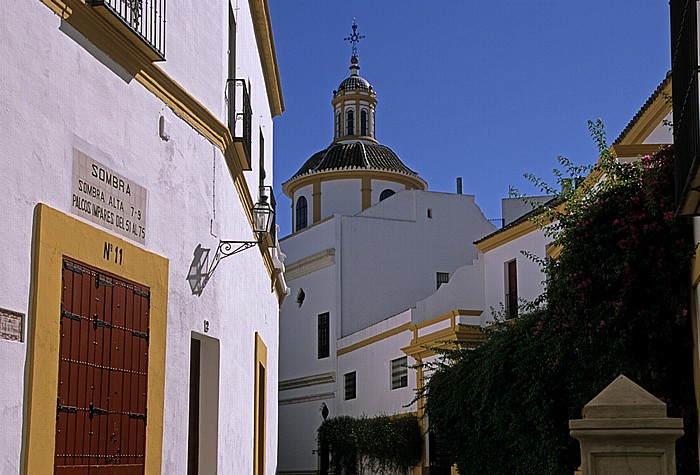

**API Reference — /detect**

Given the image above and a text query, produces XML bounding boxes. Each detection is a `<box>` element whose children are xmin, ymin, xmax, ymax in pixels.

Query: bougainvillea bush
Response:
<box><xmin>425</xmin><ymin>124</ymin><xmax>698</xmax><ymax>474</ymax></box>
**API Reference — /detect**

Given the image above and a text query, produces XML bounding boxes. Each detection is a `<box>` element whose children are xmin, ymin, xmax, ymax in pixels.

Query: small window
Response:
<box><xmin>346</xmin><ymin>109</ymin><xmax>355</xmax><ymax>136</ymax></box>
<box><xmin>427</xmin><ymin>208</ymin><xmax>433</xmax><ymax>218</ymax></box>
<box><xmin>436</xmin><ymin>272</ymin><xmax>450</xmax><ymax>290</ymax></box>
<box><xmin>344</xmin><ymin>372</ymin><xmax>356</xmax><ymax>400</ymax></box>
<box><xmin>506</xmin><ymin>260</ymin><xmax>518</xmax><ymax>319</ymax></box>
<box><xmin>295</xmin><ymin>196</ymin><xmax>308</xmax><ymax>231</ymax></box>
<box><xmin>335</xmin><ymin>111</ymin><xmax>341</xmax><ymax>138</ymax></box>
<box><xmin>379</xmin><ymin>189</ymin><xmax>395</xmax><ymax>201</ymax></box>
<box><xmin>391</xmin><ymin>357</ymin><xmax>408</xmax><ymax>389</ymax></box>
<box><xmin>318</xmin><ymin>313</ymin><xmax>329</xmax><ymax>359</ymax></box>
<box><xmin>360</xmin><ymin>108</ymin><xmax>368</xmax><ymax>135</ymax></box>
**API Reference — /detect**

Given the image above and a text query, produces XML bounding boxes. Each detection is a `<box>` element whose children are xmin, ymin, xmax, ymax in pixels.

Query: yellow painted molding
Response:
<box><xmin>402</xmin><ymin>324</ymin><xmax>485</xmax><ymax>360</ymax></box>
<box><xmin>284</xmin><ymin>248</ymin><xmax>336</xmax><ymax>282</ymax></box>
<box><xmin>336</xmin><ymin>322</ymin><xmax>413</xmax><ymax>356</ymax></box>
<box><xmin>414</xmin><ymin>309</ymin><xmax>482</xmax><ymax>331</ymax></box>
<box><xmin>284</xmin><ymin>169</ymin><xmax>427</xmax><ymax>198</ymax></box>
<box><xmin>615</xmin><ymin>80</ymin><xmax>672</xmax><ymax>146</ymax></box>
<box><xmin>312</xmin><ymin>179</ymin><xmax>322</xmax><ymax>223</ymax></box>
<box><xmin>361</xmin><ymin>177</ymin><xmax>372</xmax><ymax>210</ymax></box>
<box><xmin>693</xmin><ymin>252</ymin><xmax>700</xmax><ymax>288</ymax></box>
<box><xmin>24</xmin><ymin>204</ymin><xmax>169</xmax><ymax>474</ymax></box>
<box><xmin>39</xmin><ymin>0</ymin><xmax>287</xmax><ymax>304</ymax></box>
<box><xmin>248</xmin><ymin>0</ymin><xmax>284</xmax><ymax>117</ymax></box>
<box><xmin>610</xmin><ymin>144</ymin><xmax>665</xmax><ymax>159</ymax></box>
<box><xmin>475</xmin><ymin>219</ymin><xmax>541</xmax><ymax>253</ymax></box>
<box><xmin>691</xmin><ymin>288</ymin><xmax>700</xmax><ymax>458</ymax></box>
<box><xmin>253</xmin><ymin>332</ymin><xmax>268</xmax><ymax>475</ymax></box>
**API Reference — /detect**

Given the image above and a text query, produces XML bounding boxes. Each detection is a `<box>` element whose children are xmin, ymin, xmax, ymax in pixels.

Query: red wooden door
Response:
<box><xmin>56</xmin><ymin>258</ymin><xmax>150</xmax><ymax>474</ymax></box>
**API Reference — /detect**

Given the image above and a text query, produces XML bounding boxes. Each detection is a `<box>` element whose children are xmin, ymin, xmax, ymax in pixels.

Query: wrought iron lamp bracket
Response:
<box><xmin>217</xmin><ymin>239</ymin><xmax>259</xmax><ymax>258</ymax></box>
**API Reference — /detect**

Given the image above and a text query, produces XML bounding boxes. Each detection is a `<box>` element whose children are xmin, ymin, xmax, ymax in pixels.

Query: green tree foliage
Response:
<box><xmin>425</xmin><ymin>125</ymin><xmax>698</xmax><ymax>474</ymax></box>
<box><xmin>318</xmin><ymin>414</ymin><xmax>422</xmax><ymax>474</ymax></box>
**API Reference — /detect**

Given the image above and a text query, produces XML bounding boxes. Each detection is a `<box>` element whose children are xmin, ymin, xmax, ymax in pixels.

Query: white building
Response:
<box><xmin>277</xmin><ymin>49</ymin><xmax>496</xmax><ymax>474</ymax></box>
<box><xmin>0</xmin><ymin>0</ymin><xmax>287</xmax><ymax>473</ymax></box>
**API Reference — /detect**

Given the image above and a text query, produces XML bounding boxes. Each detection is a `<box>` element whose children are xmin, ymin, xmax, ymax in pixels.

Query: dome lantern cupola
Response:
<box><xmin>332</xmin><ymin>54</ymin><xmax>377</xmax><ymax>143</ymax></box>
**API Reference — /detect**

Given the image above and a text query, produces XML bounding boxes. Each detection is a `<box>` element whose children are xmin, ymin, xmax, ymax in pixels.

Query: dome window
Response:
<box><xmin>379</xmin><ymin>189</ymin><xmax>395</xmax><ymax>201</ymax></box>
<box><xmin>335</xmin><ymin>111</ymin><xmax>341</xmax><ymax>138</ymax></box>
<box><xmin>360</xmin><ymin>108</ymin><xmax>369</xmax><ymax>136</ymax></box>
<box><xmin>295</xmin><ymin>196</ymin><xmax>308</xmax><ymax>231</ymax></box>
<box><xmin>346</xmin><ymin>108</ymin><xmax>355</xmax><ymax>136</ymax></box>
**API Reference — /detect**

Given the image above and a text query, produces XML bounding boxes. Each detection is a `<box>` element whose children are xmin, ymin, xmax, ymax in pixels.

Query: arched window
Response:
<box><xmin>379</xmin><ymin>189</ymin><xmax>395</xmax><ymax>201</ymax></box>
<box><xmin>295</xmin><ymin>196</ymin><xmax>308</xmax><ymax>231</ymax></box>
<box><xmin>360</xmin><ymin>108</ymin><xmax>368</xmax><ymax>136</ymax></box>
<box><xmin>335</xmin><ymin>111</ymin><xmax>341</xmax><ymax>138</ymax></box>
<box><xmin>346</xmin><ymin>109</ymin><xmax>354</xmax><ymax>136</ymax></box>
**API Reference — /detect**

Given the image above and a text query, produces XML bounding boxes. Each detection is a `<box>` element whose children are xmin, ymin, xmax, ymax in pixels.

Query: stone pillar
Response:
<box><xmin>569</xmin><ymin>375</ymin><xmax>684</xmax><ymax>475</ymax></box>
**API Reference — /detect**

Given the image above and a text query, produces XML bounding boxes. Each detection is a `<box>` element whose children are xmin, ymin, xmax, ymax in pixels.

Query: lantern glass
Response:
<box><xmin>252</xmin><ymin>196</ymin><xmax>274</xmax><ymax>234</ymax></box>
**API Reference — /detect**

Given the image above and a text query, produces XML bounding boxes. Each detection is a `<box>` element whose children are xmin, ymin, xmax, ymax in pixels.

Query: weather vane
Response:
<box><xmin>344</xmin><ymin>18</ymin><xmax>365</xmax><ymax>58</ymax></box>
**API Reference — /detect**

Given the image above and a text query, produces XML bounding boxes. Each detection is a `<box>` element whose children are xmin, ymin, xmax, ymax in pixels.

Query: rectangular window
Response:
<box><xmin>344</xmin><ymin>372</ymin><xmax>356</xmax><ymax>400</ymax></box>
<box><xmin>391</xmin><ymin>357</ymin><xmax>408</xmax><ymax>389</ymax></box>
<box><xmin>506</xmin><ymin>260</ymin><xmax>518</xmax><ymax>319</ymax></box>
<box><xmin>318</xmin><ymin>312</ymin><xmax>330</xmax><ymax>359</ymax></box>
<box><xmin>436</xmin><ymin>272</ymin><xmax>450</xmax><ymax>290</ymax></box>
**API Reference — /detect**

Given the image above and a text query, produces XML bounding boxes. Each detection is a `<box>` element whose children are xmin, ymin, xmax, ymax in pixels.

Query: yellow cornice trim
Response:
<box><xmin>284</xmin><ymin>248</ymin><xmax>335</xmax><ymax>281</ymax></box>
<box><xmin>616</xmin><ymin>81</ymin><xmax>672</xmax><ymax>146</ymax></box>
<box><xmin>475</xmin><ymin>219</ymin><xmax>541</xmax><ymax>253</ymax></box>
<box><xmin>38</xmin><ymin>0</ymin><xmax>286</xmax><ymax>303</ymax></box>
<box><xmin>249</xmin><ymin>0</ymin><xmax>284</xmax><ymax>117</ymax></box>
<box><xmin>692</xmin><ymin>253</ymin><xmax>700</xmax><ymax>288</ymax></box>
<box><xmin>284</xmin><ymin>169</ymin><xmax>427</xmax><ymax>198</ymax></box>
<box><xmin>336</xmin><ymin>322</ymin><xmax>413</xmax><ymax>356</ymax></box>
<box><xmin>401</xmin><ymin>325</ymin><xmax>485</xmax><ymax>359</ymax></box>
<box><xmin>610</xmin><ymin>144</ymin><xmax>665</xmax><ymax>158</ymax></box>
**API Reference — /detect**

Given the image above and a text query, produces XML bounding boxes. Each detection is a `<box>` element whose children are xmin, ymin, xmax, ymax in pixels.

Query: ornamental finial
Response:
<box><xmin>344</xmin><ymin>18</ymin><xmax>365</xmax><ymax>58</ymax></box>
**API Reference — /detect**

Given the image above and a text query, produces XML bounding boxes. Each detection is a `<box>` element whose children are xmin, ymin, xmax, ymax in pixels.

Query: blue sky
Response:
<box><xmin>268</xmin><ymin>1</ymin><xmax>671</xmax><ymax>237</ymax></box>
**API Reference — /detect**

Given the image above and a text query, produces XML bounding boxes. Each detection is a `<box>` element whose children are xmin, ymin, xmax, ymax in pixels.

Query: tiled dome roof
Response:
<box><xmin>338</xmin><ymin>75</ymin><xmax>371</xmax><ymax>92</ymax></box>
<box><xmin>285</xmin><ymin>142</ymin><xmax>424</xmax><ymax>185</ymax></box>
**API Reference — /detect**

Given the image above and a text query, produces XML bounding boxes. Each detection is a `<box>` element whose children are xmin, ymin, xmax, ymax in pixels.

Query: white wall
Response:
<box><xmin>483</xmin><ymin>228</ymin><xmax>549</xmax><ymax>323</ymax></box>
<box><xmin>0</xmin><ymin>1</ymin><xmax>279</xmax><ymax>473</ymax></box>
<box><xmin>322</xmin><ymin>179</ymin><xmax>363</xmax><ymax>219</ymax></box>
<box><xmin>340</xmin><ymin>191</ymin><xmax>495</xmax><ymax>335</ymax></box>
<box><xmin>337</xmin><ymin>312</ymin><xmax>416</xmax><ymax>417</ymax></box>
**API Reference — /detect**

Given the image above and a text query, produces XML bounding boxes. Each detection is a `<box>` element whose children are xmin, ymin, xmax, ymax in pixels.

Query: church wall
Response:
<box><xmin>371</xmin><ymin>179</ymin><xmax>406</xmax><ymax>204</ymax></box>
<box><xmin>0</xmin><ymin>2</ymin><xmax>280</xmax><ymax>473</ymax></box>
<box><xmin>322</xmin><ymin>179</ymin><xmax>363</xmax><ymax>218</ymax></box>
<box><xmin>339</xmin><ymin>192</ymin><xmax>495</xmax><ymax>336</ymax></box>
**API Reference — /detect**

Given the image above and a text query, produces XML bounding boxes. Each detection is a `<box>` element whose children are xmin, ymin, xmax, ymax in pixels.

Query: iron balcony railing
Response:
<box><xmin>227</xmin><ymin>79</ymin><xmax>253</xmax><ymax>168</ymax></box>
<box><xmin>88</xmin><ymin>0</ymin><xmax>166</xmax><ymax>60</ymax></box>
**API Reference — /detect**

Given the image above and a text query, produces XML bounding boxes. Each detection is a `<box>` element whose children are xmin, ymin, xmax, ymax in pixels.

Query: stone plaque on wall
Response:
<box><xmin>71</xmin><ymin>149</ymin><xmax>148</xmax><ymax>244</ymax></box>
<box><xmin>0</xmin><ymin>308</ymin><xmax>23</xmax><ymax>342</ymax></box>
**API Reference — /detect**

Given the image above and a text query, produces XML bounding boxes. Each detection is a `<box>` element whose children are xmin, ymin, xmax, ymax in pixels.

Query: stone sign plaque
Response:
<box><xmin>0</xmin><ymin>308</ymin><xmax>23</xmax><ymax>342</ymax></box>
<box><xmin>71</xmin><ymin>149</ymin><xmax>148</xmax><ymax>244</ymax></box>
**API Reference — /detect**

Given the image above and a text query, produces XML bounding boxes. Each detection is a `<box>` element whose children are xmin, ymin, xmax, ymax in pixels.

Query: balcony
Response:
<box><xmin>228</xmin><ymin>79</ymin><xmax>253</xmax><ymax>169</ymax></box>
<box><xmin>88</xmin><ymin>0</ymin><xmax>166</xmax><ymax>61</ymax></box>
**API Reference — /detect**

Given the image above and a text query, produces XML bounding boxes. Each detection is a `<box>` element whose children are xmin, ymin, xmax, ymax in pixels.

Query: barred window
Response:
<box><xmin>391</xmin><ymin>357</ymin><xmax>408</xmax><ymax>389</ymax></box>
<box><xmin>344</xmin><ymin>372</ymin><xmax>356</xmax><ymax>400</ymax></box>
<box><xmin>436</xmin><ymin>272</ymin><xmax>450</xmax><ymax>290</ymax></box>
<box><xmin>318</xmin><ymin>313</ymin><xmax>329</xmax><ymax>359</ymax></box>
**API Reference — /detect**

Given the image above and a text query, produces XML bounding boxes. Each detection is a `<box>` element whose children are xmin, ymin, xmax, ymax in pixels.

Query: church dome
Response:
<box><xmin>338</xmin><ymin>74</ymin><xmax>371</xmax><ymax>92</ymax></box>
<box><xmin>285</xmin><ymin>142</ymin><xmax>425</xmax><ymax>185</ymax></box>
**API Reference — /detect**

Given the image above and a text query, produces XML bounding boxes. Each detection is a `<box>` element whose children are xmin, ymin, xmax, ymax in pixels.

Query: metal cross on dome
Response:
<box><xmin>344</xmin><ymin>18</ymin><xmax>365</xmax><ymax>58</ymax></box>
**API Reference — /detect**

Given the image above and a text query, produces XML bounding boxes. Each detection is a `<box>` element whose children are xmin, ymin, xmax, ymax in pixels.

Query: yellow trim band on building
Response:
<box><xmin>336</xmin><ymin>323</ymin><xmax>413</xmax><ymax>356</ymax></box>
<box><xmin>254</xmin><ymin>332</ymin><xmax>268</xmax><ymax>475</ymax></box>
<box><xmin>284</xmin><ymin>169</ymin><xmax>427</xmax><ymax>198</ymax></box>
<box><xmin>24</xmin><ymin>204</ymin><xmax>169</xmax><ymax>474</ymax></box>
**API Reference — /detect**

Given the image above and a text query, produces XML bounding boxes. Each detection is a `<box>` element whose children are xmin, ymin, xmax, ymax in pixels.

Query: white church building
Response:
<box><xmin>276</xmin><ymin>44</ymin><xmax>500</xmax><ymax>473</ymax></box>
